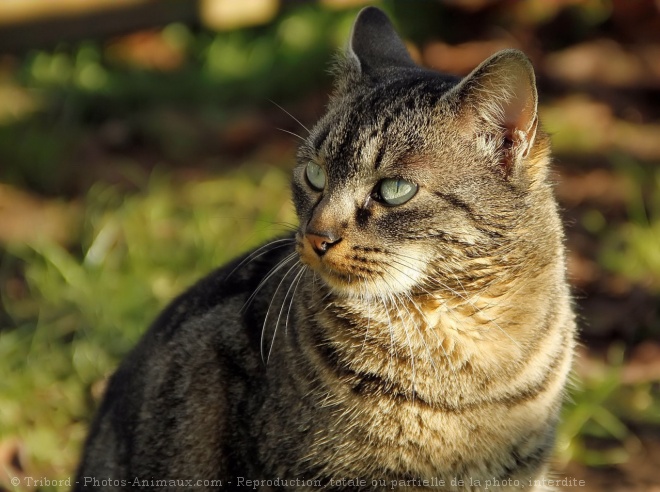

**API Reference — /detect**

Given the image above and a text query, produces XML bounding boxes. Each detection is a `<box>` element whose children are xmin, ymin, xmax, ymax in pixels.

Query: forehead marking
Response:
<box><xmin>313</xmin><ymin>125</ymin><xmax>331</xmax><ymax>154</ymax></box>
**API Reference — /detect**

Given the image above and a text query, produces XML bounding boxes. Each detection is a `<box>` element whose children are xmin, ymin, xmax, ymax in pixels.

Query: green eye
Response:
<box><xmin>305</xmin><ymin>162</ymin><xmax>326</xmax><ymax>191</ymax></box>
<box><xmin>378</xmin><ymin>178</ymin><xmax>418</xmax><ymax>206</ymax></box>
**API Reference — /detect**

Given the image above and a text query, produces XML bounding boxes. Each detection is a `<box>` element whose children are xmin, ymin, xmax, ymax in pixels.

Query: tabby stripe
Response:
<box><xmin>295</xmin><ymin>286</ymin><xmax>570</xmax><ymax>414</ymax></box>
<box><xmin>475</xmin><ymin>225</ymin><xmax>505</xmax><ymax>240</ymax></box>
<box><xmin>529</xmin><ymin>295</ymin><xmax>573</xmax><ymax>361</ymax></box>
<box><xmin>517</xmin><ymin>304</ymin><xmax>566</xmax><ymax>367</ymax></box>
<box><xmin>499</xmin><ymin>331</ymin><xmax>570</xmax><ymax>408</ymax></box>
<box><xmin>286</xmin><ymin>321</ymin><xmax>329</xmax><ymax>399</ymax></box>
<box><xmin>433</xmin><ymin>191</ymin><xmax>480</xmax><ymax>222</ymax></box>
<box><xmin>304</xmin><ymin>318</ymin><xmax>568</xmax><ymax>413</ymax></box>
<box><xmin>433</xmin><ymin>191</ymin><xmax>504</xmax><ymax>239</ymax></box>
<box><xmin>303</xmin><ymin>310</ymin><xmax>435</xmax><ymax>404</ymax></box>
<box><xmin>373</xmin><ymin>139</ymin><xmax>387</xmax><ymax>170</ymax></box>
<box><xmin>496</xmin><ymin>426</ymin><xmax>555</xmax><ymax>479</ymax></box>
<box><xmin>483</xmin><ymin>302</ymin><xmax>563</xmax><ymax>389</ymax></box>
<box><xmin>313</xmin><ymin>125</ymin><xmax>331</xmax><ymax>153</ymax></box>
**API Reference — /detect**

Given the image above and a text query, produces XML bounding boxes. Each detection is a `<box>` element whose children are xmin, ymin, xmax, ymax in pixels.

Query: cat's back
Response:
<box><xmin>75</xmin><ymin>239</ymin><xmax>295</xmax><ymax>489</ymax></box>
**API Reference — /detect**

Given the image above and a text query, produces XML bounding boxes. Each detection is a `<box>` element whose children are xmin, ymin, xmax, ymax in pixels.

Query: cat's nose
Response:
<box><xmin>305</xmin><ymin>231</ymin><xmax>341</xmax><ymax>256</ymax></box>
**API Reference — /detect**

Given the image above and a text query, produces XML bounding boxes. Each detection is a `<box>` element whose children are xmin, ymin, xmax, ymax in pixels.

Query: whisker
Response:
<box><xmin>250</xmin><ymin>220</ymin><xmax>299</xmax><ymax>233</ymax></box>
<box><xmin>380</xmin><ymin>291</ymin><xmax>398</xmax><ymax>383</ymax></box>
<box><xmin>381</xmin><ymin>269</ymin><xmax>443</xmax><ymax>381</ymax></box>
<box><xmin>275</xmin><ymin>127</ymin><xmax>307</xmax><ymax>142</ymax></box>
<box><xmin>433</xmin><ymin>269</ymin><xmax>523</xmax><ymax>350</ymax></box>
<box><xmin>226</xmin><ymin>238</ymin><xmax>295</xmax><ymax>280</ymax></box>
<box><xmin>375</xmin><ymin>257</ymin><xmax>464</xmax><ymax>377</ymax></box>
<box><xmin>263</xmin><ymin>260</ymin><xmax>303</xmax><ymax>364</ymax></box>
<box><xmin>269</xmin><ymin>99</ymin><xmax>311</xmax><ymax>135</ymax></box>
<box><xmin>377</xmin><ymin>269</ymin><xmax>447</xmax><ymax>399</ymax></box>
<box><xmin>359</xmin><ymin>290</ymin><xmax>372</xmax><ymax>357</ymax></box>
<box><xmin>241</xmin><ymin>252</ymin><xmax>298</xmax><ymax>313</ymax></box>
<box><xmin>284</xmin><ymin>266</ymin><xmax>307</xmax><ymax>335</ymax></box>
<box><xmin>388</xmin><ymin>289</ymin><xmax>416</xmax><ymax>403</ymax></box>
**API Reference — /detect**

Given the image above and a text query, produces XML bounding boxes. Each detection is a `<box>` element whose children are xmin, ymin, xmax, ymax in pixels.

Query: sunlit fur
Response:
<box><xmin>76</xmin><ymin>7</ymin><xmax>575</xmax><ymax>492</ymax></box>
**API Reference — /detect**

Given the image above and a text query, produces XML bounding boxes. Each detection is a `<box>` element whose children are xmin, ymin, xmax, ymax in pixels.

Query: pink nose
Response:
<box><xmin>305</xmin><ymin>232</ymin><xmax>340</xmax><ymax>256</ymax></box>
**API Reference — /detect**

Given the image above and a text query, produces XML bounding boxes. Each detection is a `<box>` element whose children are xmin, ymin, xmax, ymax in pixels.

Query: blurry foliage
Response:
<box><xmin>600</xmin><ymin>160</ymin><xmax>660</xmax><ymax>292</ymax></box>
<box><xmin>558</xmin><ymin>346</ymin><xmax>659</xmax><ymax>467</ymax></box>
<box><xmin>1</xmin><ymin>165</ymin><xmax>294</xmax><ymax>488</ymax></box>
<box><xmin>0</xmin><ymin>5</ymin><xmax>359</xmax><ymax>194</ymax></box>
<box><xmin>16</xmin><ymin>9</ymin><xmax>349</xmax><ymax>105</ymax></box>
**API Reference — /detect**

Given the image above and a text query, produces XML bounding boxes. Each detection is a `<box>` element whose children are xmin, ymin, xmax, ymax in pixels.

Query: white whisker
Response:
<box><xmin>269</xmin><ymin>99</ymin><xmax>311</xmax><ymax>135</ymax></box>
<box><xmin>242</xmin><ymin>252</ymin><xmax>298</xmax><ymax>313</ymax></box>
<box><xmin>275</xmin><ymin>127</ymin><xmax>306</xmax><ymax>142</ymax></box>
<box><xmin>263</xmin><ymin>259</ymin><xmax>303</xmax><ymax>364</ymax></box>
<box><xmin>226</xmin><ymin>238</ymin><xmax>295</xmax><ymax>280</ymax></box>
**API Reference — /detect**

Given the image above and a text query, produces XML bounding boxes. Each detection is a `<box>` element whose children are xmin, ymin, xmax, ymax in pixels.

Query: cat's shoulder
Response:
<box><xmin>111</xmin><ymin>236</ymin><xmax>295</xmax><ymax>374</ymax></box>
<box><xmin>145</xmin><ymin>235</ymin><xmax>295</xmax><ymax>337</ymax></box>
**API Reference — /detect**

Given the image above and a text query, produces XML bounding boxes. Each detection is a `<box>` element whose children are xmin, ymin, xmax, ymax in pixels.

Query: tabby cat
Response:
<box><xmin>75</xmin><ymin>7</ymin><xmax>575</xmax><ymax>491</ymax></box>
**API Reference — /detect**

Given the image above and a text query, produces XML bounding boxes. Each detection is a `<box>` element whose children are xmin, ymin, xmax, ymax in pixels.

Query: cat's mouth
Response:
<box><xmin>295</xmin><ymin>233</ymin><xmax>426</xmax><ymax>297</ymax></box>
<box><xmin>295</xmin><ymin>233</ymin><xmax>375</xmax><ymax>291</ymax></box>
<box><xmin>296</xmin><ymin>236</ymin><xmax>359</xmax><ymax>284</ymax></box>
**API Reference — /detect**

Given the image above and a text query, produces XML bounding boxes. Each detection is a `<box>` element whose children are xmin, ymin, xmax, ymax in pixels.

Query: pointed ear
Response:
<box><xmin>452</xmin><ymin>49</ymin><xmax>539</xmax><ymax>177</ymax></box>
<box><xmin>347</xmin><ymin>6</ymin><xmax>416</xmax><ymax>76</ymax></box>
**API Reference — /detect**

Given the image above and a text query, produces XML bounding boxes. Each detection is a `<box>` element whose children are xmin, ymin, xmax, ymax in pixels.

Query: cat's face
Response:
<box><xmin>292</xmin><ymin>8</ymin><xmax>546</xmax><ymax>300</ymax></box>
<box><xmin>293</xmin><ymin>79</ymin><xmax>520</xmax><ymax>299</ymax></box>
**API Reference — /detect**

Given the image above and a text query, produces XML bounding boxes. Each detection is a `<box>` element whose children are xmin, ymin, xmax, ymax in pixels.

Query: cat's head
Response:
<box><xmin>293</xmin><ymin>7</ymin><xmax>553</xmax><ymax>300</ymax></box>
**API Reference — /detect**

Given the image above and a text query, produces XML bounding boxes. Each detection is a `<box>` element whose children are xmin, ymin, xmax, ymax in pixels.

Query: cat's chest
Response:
<box><xmin>316</xmin><ymin>294</ymin><xmax>513</xmax><ymax>377</ymax></box>
<box><xmin>304</xmin><ymin>395</ymin><xmax>531</xmax><ymax>485</ymax></box>
<box><xmin>260</xmin><ymin>295</ymin><xmax>558</xmax><ymax>485</ymax></box>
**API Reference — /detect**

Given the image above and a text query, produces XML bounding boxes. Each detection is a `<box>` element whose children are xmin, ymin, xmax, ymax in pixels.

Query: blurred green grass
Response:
<box><xmin>558</xmin><ymin>345</ymin><xmax>660</xmax><ymax>468</ymax></box>
<box><xmin>600</xmin><ymin>162</ymin><xmax>660</xmax><ymax>292</ymax></box>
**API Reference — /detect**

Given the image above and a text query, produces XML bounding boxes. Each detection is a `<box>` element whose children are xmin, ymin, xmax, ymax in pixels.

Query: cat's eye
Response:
<box><xmin>305</xmin><ymin>162</ymin><xmax>326</xmax><ymax>191</ymax></box>
<box><xmin>376</xmin><ymin>178</ymin><xmax>418</xmax><ymax>206</ymax></box>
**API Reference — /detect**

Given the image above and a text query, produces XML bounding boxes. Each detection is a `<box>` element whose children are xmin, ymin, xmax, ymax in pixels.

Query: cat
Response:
<box><xmin>75</xmin><ymin>6</ymin><xmax>576</xmax><ymax>492</ymax></box>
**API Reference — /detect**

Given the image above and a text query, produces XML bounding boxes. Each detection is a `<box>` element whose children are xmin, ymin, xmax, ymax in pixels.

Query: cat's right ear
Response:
<box><xmin>348</xmin><ymin>7</ymin><xmax>415</xmax><ymax>73</ymax></box>
<box><xmin>343</xmin><ymin>7</ymin><xmax>415</xmax><ymax>80</ymax></box>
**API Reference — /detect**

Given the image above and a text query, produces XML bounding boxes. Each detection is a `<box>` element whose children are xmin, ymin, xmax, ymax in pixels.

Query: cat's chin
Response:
<box><xmin>305</xmin><ymin>260</ymin><xmax>418</xmax><ymax>301</ymax></box>
<box><xmin>315</xmin><ymin>267</ymin><xmax>372</xmax><ymax>298</ymax></box>
<box><xmin>297</xmin><ymin>253</ymin><xmax>383</xmax><ymax>299</ymax></box>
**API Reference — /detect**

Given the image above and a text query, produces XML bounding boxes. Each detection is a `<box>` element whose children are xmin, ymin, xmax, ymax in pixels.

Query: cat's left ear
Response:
<box><xmin>451</xmin><ymin>49</ymin><xmax>539</xmax><ymax>178</ymax></box>
<box><xmin>347</xmin><ymin>6</ymin><xmax>416</xmax><ymax>76</ymax></box>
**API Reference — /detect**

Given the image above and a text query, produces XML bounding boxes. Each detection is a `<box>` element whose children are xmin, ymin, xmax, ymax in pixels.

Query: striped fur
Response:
<box><xmin>76</xmin><ymin>7</ymin><xmax>575</xmax><ymax>491</ymax></box>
